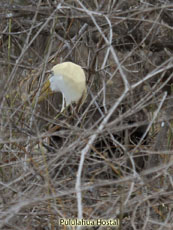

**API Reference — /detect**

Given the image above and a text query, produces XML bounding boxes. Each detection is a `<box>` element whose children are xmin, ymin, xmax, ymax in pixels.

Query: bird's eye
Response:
<box><xmin>46</xmin><ymin>69</ymin><xmax>53</xmax><ymax>74</ymax></box>
<box><xmin>48</xmin><ymin>70</ymin><xmax>54</xmax><ymax>78</ymax></box>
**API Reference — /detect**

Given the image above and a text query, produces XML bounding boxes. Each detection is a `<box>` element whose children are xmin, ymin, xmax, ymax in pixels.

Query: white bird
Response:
<box><xmin>38</xmin><ymin>62</ymin><xmax>87</xmax><ymax>112</ymax></box>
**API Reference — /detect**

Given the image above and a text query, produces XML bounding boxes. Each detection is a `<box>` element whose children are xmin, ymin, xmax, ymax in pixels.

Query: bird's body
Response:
<box><xmin>38</xmin><ymin>62</ymin><xmax>86</xmax><ymax>111</ymax></box>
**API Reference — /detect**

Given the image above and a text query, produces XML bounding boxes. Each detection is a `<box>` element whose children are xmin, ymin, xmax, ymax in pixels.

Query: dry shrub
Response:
<box><xmin>0</xmin><ymin>0</ymin><xmax>173</xmax><ymax>230</ymax></box>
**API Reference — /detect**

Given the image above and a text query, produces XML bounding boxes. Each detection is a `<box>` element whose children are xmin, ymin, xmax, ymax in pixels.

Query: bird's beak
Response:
<box><xmin>32</xmin><ymin>79</ymin><xmax>53</xmax><ymax>106</ymax></box>
<box><xmin>38</xmin><ymin>79</ymin><xmax>53</xmax><ymax>103</ymax></box>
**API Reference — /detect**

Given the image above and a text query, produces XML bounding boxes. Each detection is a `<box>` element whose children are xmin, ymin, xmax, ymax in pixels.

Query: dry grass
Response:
<box><xmin>0</xmin><ymin>0</ymin><xmax>173</xmax><ymax>229</ymax></box>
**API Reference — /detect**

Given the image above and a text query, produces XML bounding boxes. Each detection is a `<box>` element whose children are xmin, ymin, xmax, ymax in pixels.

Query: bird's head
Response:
<box><xmin>36</xmin><ymin>62</ymin><xmax>87</xmax><ymax>111</ymax></box>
